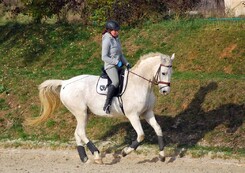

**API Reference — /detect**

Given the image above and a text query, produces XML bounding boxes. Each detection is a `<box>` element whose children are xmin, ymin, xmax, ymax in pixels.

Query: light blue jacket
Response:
<box><xmin>102</xmin><ymin>32</ymin><xmax>128</xmax><ymax>70</ymax></box>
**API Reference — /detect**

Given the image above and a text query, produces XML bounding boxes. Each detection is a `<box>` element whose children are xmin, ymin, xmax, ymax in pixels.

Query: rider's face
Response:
<box><xmin>111</xmin><ymin>30</ymin><xmax>119</xmax><ymax>37</ymax></box>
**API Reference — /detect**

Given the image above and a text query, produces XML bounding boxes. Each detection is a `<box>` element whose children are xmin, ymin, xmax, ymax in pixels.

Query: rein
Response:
<box><xmin>128</xmin><ymin>70</ymin><xmax>157</xmax><ymax>85</ymax></box>
<box><xmin>128</xmin><ymin>64</ymin><xmax>172</xmax><ymax>86</ymax></box>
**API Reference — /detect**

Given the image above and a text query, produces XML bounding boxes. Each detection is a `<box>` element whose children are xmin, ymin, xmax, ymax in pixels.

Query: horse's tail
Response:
<box><xmin>25</xmin><ymin>80</ymin><xmax>63</xmax><ymax>126</ymax></box>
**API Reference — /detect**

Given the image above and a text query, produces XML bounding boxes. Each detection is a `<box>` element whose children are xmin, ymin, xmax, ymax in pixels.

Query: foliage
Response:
<box><xmin>20</xmin><ymin>0</ymin><xmax>83</xmax><ymax>23</ymax></box>
<box><xmin>7</xmin><ymin>0</ymin><xmax>204</xmax><ymax>25</ymax></box>
<box><xmin>161</xmin><ymin>0</ymin><xmax>201</xmax><ymax>12</ymax></box>
<box><xmin>1</xmin><ymin>0</ymin><xmax>232</xmax><ymax>26</ymax></box>
<box><xmin>0</xmin><ymin>85</ymin><xmax>7</xmax><ymax>93</ymax></box>
<box><xmin>86</xmin><ymin>0</ymin><xmax>167</xmax><ymax>26</ymax></box>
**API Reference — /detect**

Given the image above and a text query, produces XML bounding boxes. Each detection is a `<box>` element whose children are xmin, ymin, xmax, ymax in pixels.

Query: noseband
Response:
<box><xmin>129</xmin><ymin>64</ymin><xmax>172</xmax><ymax>86</ymax></box>
<box><xmin>153</xmin><ymin>64</ymin><xmax>172</xmax><ymax>86</ymax></box>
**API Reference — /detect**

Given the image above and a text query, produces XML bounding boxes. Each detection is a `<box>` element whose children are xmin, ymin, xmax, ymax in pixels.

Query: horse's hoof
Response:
<box><xmin>85</xmin><ymin>159</ymin><xmax>92</xmax><ymax>164</ymax></box>
<box><xmin>81</xmin><ymin>156</ymin><xmax>89</xmax><ymax>163</ymax></box>
<box><xmin>159</xmin><ymin>155</ymin><xmax>166</xmax><ymax>162</ymax></box>
<box><xmin>178</xmin><ymin>148</ymin><xmax>186</xmax><ymax>158</ymax></box>
<box><xmin>159</xmin><ymin>151</ymin><xmax>165</xmax><ymax>162</ymax></box>
<box><xmin>93</xmin><ymin>151</ymin><xmax>103</xmax><ymax>164</ymax></box>
<box><xmin>94</xmin><ymin>158</ymin><xmax>103</xmax><ymax>164</ymax></box>
<box><xmin>122</xmin><ymin>147</ymin><xmax>134</xmax><ymax>157</ymax></box>
<box><xmin>121</xmin><ymin>150</ymin><xmax>127</xmax><ymax>157</ymax></box>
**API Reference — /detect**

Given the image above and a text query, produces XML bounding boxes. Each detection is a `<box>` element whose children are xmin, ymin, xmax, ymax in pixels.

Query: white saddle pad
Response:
<box><xmin>96</xmin><ymin>70</ymin><xmax>128</xmax><ymax>96</ymax></box>
<box><xmin>96</xmin><ymin>77</ymin><xmax>108</xmax><ymax>95</ymax></box>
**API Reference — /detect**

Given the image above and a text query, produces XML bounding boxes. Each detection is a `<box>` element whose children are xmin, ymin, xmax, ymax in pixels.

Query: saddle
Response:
<box><xmin>96</xmin><ymin>68</ymin><xmax>128</xmax><ymax>96</ymax></box>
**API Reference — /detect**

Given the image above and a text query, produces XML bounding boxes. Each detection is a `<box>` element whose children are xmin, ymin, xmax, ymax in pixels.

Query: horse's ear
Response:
<box><xmin>171</xmin><ymin>53</ymin><xmax>175</xmax><ymax>60</ymax></box>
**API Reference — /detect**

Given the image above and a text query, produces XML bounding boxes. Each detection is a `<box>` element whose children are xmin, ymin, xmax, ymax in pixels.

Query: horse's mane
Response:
<box><xmin>140</xmin><ymin>52</ymin><xmax>165</xmax><ymax>60</ymax></box>
<box><xmin>133</xmin><ymin>52</ymin><xmax>168</xmax><ymax>69</ymax></box>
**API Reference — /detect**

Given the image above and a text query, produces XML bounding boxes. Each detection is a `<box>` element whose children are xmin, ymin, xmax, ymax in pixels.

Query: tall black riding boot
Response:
<box><xmin>103</xmin><ymin>85</ymin><xmax>116</xmax><ymax>114</ymax></box>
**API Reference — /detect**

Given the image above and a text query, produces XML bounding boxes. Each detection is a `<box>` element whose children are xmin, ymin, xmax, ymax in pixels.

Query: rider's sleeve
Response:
<box><xmin>102</xmin><ymin>36</ymin><xmax>119</xmax><ymax>65</ymax></box>
<box><xmin>118</xmin><ymin>39</ymin><xmax>128</xmax><ymax>66</ymax></box>
<box><xmin>120</xmin><ymin>54</ymin><xmax>129</xmax><ymax>66</ymax></box>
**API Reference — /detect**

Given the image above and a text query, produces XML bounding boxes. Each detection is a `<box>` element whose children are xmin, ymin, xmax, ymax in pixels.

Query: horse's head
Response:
<box><xmin>155</xmin><ymin>53</ymin><xmax>175</xmax><ymax>95</ymax></box>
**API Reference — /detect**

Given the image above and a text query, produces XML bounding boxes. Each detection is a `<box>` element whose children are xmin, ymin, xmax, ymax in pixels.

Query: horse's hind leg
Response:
<box><xmin>74</xmin><ymin>110</ymin><xmax>89</xmax><ymax>163</ymax></box>
<box><xmin>122</xmin><ymin>114</ymin><xmax>145</xmax><ymax>157</ymax></box>
<box><xmin>74</xmin><ymin>109</ymin><xmax>102</xmax><ymax>164</ymax></box>
<box><xmin>143</xmin><ymin>110</ymin><xmax>165</xmax><ymax>162</ymax></box>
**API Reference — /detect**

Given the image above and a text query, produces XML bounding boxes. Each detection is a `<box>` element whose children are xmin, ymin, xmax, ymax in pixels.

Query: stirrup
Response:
<box><xmin>103</xmin><ymin>104</ymin><xmax>111</xmax><ymax>114</ymax></box>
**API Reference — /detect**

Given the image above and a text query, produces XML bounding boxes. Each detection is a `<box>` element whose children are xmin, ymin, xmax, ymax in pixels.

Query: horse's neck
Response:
<box><xmin>129</xmin><ymin>57</ymin><xmax>159</xmax><ymax>89</ymax></box>
<box><xmin>132</xmin><ymin>57</ymin><xmax>159</xmax><ymax>81</ymax></box>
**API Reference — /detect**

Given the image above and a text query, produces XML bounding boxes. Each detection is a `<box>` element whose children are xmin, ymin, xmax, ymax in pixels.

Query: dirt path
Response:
<box><xmin>0</xmin><ymin>148</ymin><xmax>244</xmax><ymax>173</ymax></box>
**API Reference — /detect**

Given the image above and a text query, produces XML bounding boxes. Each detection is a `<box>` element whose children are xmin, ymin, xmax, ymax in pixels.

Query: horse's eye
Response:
<box><xmin>162</xmin><ymin>73</ymin><xmax>166</xmax><ymax>75</ymax></box>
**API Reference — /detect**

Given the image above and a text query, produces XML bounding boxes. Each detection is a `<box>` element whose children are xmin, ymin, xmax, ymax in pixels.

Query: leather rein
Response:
<box><xmin>128</xmin><ymin>64</ymin><xmax>172</xmax><ymax>86</ymax></box>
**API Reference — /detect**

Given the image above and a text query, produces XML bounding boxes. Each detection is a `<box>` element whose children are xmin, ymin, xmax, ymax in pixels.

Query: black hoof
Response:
<box><xmin>77</xmin><ymin>146</ymin><xmax>88</xmax><ymax>163</ymax></box>
<box><xmin>159</xmin><ymin>156</ymin><xmax>166</xmax><ymax>162</ymax></box>
<box><xmin>121</xmin><ymin>150</ymin><xmax>127</xmax><ymax>157</ymax></box>
<box><xmin>81</xmin><ymin>156</ymin><xmax>88</xmax><ymax>163</ymax></box>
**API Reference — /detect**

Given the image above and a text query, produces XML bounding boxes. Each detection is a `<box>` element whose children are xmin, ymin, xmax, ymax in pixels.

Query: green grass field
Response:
<box><xmin>0</xmin><ymin>19</ymin><xmax>244</xmax><ymax>157</ymax></box>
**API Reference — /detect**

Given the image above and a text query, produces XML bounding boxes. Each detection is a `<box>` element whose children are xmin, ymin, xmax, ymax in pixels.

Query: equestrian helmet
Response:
<box><xmin>105</xmin><ymin>20</ymin><xmax>120</xmax><ymax>31</ymax></box>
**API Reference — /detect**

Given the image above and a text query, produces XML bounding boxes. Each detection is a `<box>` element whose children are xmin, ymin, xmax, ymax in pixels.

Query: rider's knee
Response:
<box><xmin>111</xmin><ymin>81</ymin><xmax>119</xmax><ymax>88</ymax></box>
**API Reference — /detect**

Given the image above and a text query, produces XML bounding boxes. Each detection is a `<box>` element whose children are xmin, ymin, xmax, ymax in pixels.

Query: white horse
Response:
<box><xmin>27</xmin><ymin>52</ymin><xmax>175</xmax><ymax>164</ymax></box>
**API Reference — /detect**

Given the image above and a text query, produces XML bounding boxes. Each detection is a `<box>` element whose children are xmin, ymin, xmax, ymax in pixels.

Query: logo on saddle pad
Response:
<box><xmin>96</xmin><ymin>70</ymin><xmax>128</xmax><ymax>96</ymax></box>
<box><xmin>96</xmin><ymin>78</ymin><xmax>109</xmax><ymax>95</ymax></box>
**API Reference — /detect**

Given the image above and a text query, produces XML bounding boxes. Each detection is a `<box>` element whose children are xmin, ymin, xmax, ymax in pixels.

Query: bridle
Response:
<box><xmin>128</xmin><ymin>64</ymin><xmax>172</xmax><ymax>86</ymax></box>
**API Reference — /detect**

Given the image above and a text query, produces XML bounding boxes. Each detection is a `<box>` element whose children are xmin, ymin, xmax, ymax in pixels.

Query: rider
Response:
<box><xmin>102</xmin><ymin>20</ymin><xmax>131</xmax><ymax>114</ymax></box>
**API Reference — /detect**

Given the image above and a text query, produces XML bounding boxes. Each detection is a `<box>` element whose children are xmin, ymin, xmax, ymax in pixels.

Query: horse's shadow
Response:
<box><xmin>100</xmin><ymin>82</ymin><xmax>244</xmax><ymax>164</ymax></box>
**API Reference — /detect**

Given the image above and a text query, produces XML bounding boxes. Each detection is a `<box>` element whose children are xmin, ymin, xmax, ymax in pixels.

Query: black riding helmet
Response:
<box><xmin>105</xmin><ymin>20</ymin><xmax>120</xmax><ymax>31</ymax></box>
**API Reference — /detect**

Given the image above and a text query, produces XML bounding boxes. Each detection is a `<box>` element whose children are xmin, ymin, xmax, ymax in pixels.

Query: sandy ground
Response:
<box><xmin>0</xmin><ymin>148</ymin><xmax>244</xmax><ymax>173</ymax></box>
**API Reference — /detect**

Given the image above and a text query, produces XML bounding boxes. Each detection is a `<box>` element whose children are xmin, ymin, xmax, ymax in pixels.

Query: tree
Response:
<box><xmin>21</xmin><ymin>0</ymin><xmax>83</xmax><ymax>23</ymax></box>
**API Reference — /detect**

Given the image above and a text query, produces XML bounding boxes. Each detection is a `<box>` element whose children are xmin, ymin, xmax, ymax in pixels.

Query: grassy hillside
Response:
<box><xmin>0</xmin><ymin>19</ymin><xmax>244</xmax><ymax>156</ymax></box>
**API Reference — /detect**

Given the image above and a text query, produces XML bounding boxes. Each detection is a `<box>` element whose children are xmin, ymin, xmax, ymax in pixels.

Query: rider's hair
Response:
<box><xmin>102</xmin><ymin>29</ymin><xmax>112</xmax><ymax>35</ymax></box>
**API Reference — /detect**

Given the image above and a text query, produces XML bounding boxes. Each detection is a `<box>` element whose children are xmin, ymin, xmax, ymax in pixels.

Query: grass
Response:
<box><xmin>187</xmin><ymin>145</ymin><xmax>245</xmax><ymax>159</ymax></box>
<box><xmin>0</xmin><ymin>17</ymin><xmax>244</xmax><ymax>157</ymax></box>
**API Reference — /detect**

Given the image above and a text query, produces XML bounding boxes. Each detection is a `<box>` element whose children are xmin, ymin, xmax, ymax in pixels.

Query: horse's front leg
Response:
<box><xmin>143</xmin><ymin>110</ymin><xmax>165</xmax><ymax>162</ymax></box>
<box><xmin>122</xmin><ymin>115</ymin><xmax>145</xmax><ymax>157</ymax></box>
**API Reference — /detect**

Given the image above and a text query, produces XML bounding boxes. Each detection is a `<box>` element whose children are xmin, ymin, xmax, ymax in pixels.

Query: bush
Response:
<box><xmin>3</xmin><ymin>0</ymin><xmax>212</xmax><ymax>25</ymax></box>
<box><xmin>20</xmin><ymin>0</ymin><xmax>82</xmax><ymax>23</ymax></box>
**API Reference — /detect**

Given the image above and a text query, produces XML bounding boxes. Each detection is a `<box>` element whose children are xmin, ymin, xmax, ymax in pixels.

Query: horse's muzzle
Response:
<box><xmin>159</xmin><ymin>86</ymin><xmax>170</xmax><ymax>95</ymax></box>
